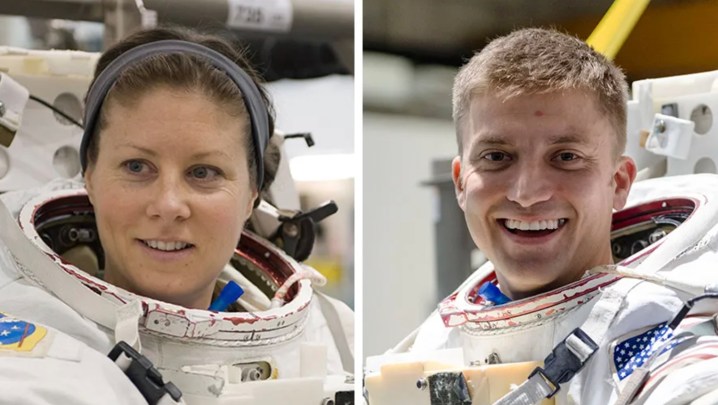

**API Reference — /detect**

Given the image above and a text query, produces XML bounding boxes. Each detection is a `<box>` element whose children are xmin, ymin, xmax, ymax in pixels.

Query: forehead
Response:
<box><xmin>108</xmin><ymin>86</ymin><xmax>241</xmax><ymax>122</ymax></box>
<box><xmin>101</xmin><ymin>87</ymin><xmax>248</xmax><ymax>152</ymax></box>
<box><xmin>464</xmin><ymin>89</ymin><xmax>613</xmax><ymax>150</ymax></box>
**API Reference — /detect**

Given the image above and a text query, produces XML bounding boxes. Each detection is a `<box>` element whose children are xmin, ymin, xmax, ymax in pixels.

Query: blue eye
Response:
<box><xmin>189</xmin><ymin>166</ymin><xmax>220</xmax><ymax>181</ymax></box>
<box><xmin>192</xmin><ymin>167</ymin><xmax>208</xmax><ymax>178</ymax></box>
<box><xmin>124</xmin><ymin>160</ymin><xmax>148</xmax><ymax>174</ymax></box>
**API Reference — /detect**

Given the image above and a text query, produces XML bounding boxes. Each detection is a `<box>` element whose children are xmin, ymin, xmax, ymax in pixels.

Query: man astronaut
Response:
<box><xmin>365</xmin><ymin>28</ymin><xmax>718</xmax><ymax>405</ymax></box>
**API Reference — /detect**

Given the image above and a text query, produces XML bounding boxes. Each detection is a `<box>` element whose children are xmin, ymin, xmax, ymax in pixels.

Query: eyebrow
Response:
<box><xmin>470</xmin><ymin>133</ymin><xmax>590</xmax><ymax>149</ymax></box>
<box><xmin>118</xmin><ymin>144</ymin><xmax>157</xmax><ymax>156</ymax></box>
<box><xmin>190</xmin><ymin>150</ymin><xmax>233</xmax><ymax>160</ymax></box>
<box><xmin>470</xmin><ymin>135</ymin><xmax>510</xmax><ymax>149</ymax></box>
<box><xmin>117</xmin><ymin>144</ymin><xmax>232</xmax><ymax>160</ymax></box>
<box><xmin>547</xmin><ymin>134</ymin><xmax>590</xmax><ymax>146</ymax></box>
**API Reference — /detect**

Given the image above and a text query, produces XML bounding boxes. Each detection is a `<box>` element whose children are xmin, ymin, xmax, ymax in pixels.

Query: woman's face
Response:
<box><xmin>84</xmin><ymin>86</ymin><xmax>257</xmax><ymax>309</ymax></box>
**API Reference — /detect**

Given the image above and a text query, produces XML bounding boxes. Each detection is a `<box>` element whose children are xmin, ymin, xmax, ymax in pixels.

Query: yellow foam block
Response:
<box><xmin>365</xmin><ymin>360</ymin><xmax>554</xmax><ymax>405</ymax></box>
<box><xmin>464</xmin><ymin>361</ymin><xmax>554</xmax><ymax>405</ymax></box>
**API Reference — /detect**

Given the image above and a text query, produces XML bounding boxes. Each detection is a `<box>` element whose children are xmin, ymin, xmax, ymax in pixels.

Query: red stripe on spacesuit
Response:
<box><xmin>644</xmin><ymin>342</ymin><xmax>718</xmax><ymax>389</ymax></box>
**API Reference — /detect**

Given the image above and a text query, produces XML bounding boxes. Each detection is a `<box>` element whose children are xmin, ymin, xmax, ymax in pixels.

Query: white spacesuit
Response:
<box><xmin>0</xmin><ymin>178</ymin><xmax>354</xmax><ymax>405</ymax></box>
<box><xmin>365</xmin><ymin>174</ymin><xmax>718</xmax><ymax>405</ymax></box>
<box><xmin>0</xmin><ymin>41</ymin><xmax>354</xmax><ymax>405</ymax></box>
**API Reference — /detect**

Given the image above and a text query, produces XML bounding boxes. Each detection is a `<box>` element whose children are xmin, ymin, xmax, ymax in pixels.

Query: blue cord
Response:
<box><xmin>478</xmin><ymin>281</ymin><xmax>511</xmax><ymax>305</ymax></box>
<box><xmin>208</xmin><ymin>280</ymin><xmax>244</xmax><ymax>311</ymax></box>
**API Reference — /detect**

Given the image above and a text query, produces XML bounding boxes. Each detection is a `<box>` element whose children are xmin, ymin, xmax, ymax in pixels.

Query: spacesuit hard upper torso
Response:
<box><xmin>0</xmin><ymin>179</ymin><xmax>354</xmax><ymax>405</ymax></box>
<box><xmin>367</xmin><ymin>174</ymin><xmax>718</xmax><ymax>405</ymax></box>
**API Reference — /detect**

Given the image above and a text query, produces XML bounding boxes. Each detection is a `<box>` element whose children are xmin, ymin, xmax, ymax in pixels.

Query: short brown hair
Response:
<box><xmin>452</xmin><ymin>28</ymin><xmax>628</xmax><ymax>156</ymax></box>
<box><xmin>85</xmin><ymin>26</ymin><xmax>279</xmax><ymax>194</ymax></box>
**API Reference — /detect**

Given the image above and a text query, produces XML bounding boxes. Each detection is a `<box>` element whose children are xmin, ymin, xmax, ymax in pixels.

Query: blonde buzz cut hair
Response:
<box><xmin>452</xmin><ymin>28</ymin><xmax>628</xmax><ymax>157</ymax></box>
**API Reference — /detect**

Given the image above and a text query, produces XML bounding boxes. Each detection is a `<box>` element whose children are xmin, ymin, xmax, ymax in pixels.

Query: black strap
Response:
<box><xmin>108</xmin><ymin>341</ymin><xmax>182</xmax><ymax>405</ymax></box>
<box><xmin>528</xmin><ymin>328</ymin><xmax>599</xmax><ymax>398</ymax></box>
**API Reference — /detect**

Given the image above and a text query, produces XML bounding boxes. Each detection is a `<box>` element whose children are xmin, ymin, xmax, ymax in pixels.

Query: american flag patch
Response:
<box><xmin>613</xmin><ymin>323</ymin><xmax>678</xmax><ymax>380</ymax></box>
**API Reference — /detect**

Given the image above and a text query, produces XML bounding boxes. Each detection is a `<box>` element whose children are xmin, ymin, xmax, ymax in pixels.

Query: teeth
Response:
<box><xmin>144</xmin><ymin>240</ymin><xmax>189</xmax><ymax>251</ymax></box>
<box><xmin>504</xmin><ymin>219</ymin><xmax>565</xmax><ymax>231</ymax></box>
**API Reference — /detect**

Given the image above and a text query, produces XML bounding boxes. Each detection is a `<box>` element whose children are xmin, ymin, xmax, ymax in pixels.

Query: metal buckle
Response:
<box><xmin>108</xmin><ymin>341</ymin><xmax>182</xmax><ymax>405</ymax></box>
<box><xmin>528</xmin><ymin>328</ymin><xmax>598</xmax><ymax>398</ymax></box>
<box><xmin>528</xmin><ymin>366</ymin><xmax>560</xmax><ymax>398</ymax></box>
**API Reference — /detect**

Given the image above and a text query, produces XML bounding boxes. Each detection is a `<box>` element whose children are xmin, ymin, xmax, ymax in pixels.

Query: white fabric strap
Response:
<box><xmin>565</xmin><ymin>333</ymin><xmax>595</xmax><ymax>362</ymax></box>
<box><xmin>613</xmin><ymin>367</ymin><xmax>650</xmax><ymax>405</ymax></box>
<box><xmin>0</xmin><ymin>197</ymin><xmax>120</xmax><ymax>333</ymax></box>
<box><xmin>581</xmin><ymin>279</ymin><xmax>642</xmax><ymax>341</ymax></box>
<box><xmin>493</xmin><ymin>373</ymin><xmax>554</xmax><ymax>405</ymax></box>
<box><xmin>316</xmin><ymin>291</ymin><xmax>354</xmax><ymax>374</ymax></box>
<box><xmin>115</xmin><ymin>300</ymin><xmax>143</xmax><ymax>351</ymax></box>
<box><xmin>492</xmin><ymin>278</ymin><xmax>643</xmax><ymax>405</ymax></box>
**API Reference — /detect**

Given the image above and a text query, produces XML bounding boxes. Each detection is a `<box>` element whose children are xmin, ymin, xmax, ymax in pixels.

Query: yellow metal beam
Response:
<box><xmin>564</xmin><ymin>1</ymin><xmax>718</xmax><ymax>80</ymax></box>
<box><xmin>586</xmin><ymin>0</ymin><xmax>651</xmax><ymax>60</ymax></box>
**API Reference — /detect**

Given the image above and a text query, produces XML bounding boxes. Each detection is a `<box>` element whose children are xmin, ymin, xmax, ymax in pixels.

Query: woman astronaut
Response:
<box><xmin>0</xmin><ymin>27</ymin><xmax>353</xmax><ymax>404</ymax></box>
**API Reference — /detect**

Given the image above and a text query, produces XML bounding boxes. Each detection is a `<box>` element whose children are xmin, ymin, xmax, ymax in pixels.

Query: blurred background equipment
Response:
<box><xmin>363</xmin><ymin>0</ymin><xmax>718</xmax><ymax>358</ymax></box>
<box><xmin>0</xmin><ymin>0</ymin><xmax>354</xmax><ymax>307</ymax></box>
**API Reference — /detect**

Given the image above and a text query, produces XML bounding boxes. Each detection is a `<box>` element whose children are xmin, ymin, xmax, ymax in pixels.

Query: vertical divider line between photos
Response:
<box><xmin>353</xmin><ymin>0</ymin><xmax>365</xmax><ymax>403</ymax></box>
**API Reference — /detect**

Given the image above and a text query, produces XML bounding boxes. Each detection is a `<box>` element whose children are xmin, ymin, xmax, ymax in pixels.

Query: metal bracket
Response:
<box><xmin>277</xmin><ymin>200</ymin><xmax>338</xmax><ymax>261</ymax></box>
<box><xmin>425</xmin><ymin>372</ymin><xmax>472</xmax><ymax>405</ymax></box>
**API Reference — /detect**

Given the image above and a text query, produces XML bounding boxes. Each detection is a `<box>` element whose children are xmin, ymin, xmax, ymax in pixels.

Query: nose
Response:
<box><xmin>505</xmin><ymin>160</ymin><xmax>553</xmax><ymax>208</ymax></box>
<box><xmin>146</xmin><ymin>173</ymin><xmax>191</xmax><ymax>222</ymax></box>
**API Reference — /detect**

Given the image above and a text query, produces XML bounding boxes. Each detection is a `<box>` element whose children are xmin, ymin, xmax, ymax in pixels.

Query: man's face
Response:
<box><xmin>452</xmin><ymin>89</ymin><xmax>635</xmax><ymax>299</ymax></box>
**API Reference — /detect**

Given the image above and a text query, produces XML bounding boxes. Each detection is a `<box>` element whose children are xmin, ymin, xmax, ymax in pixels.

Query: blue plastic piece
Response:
<box><xmin>208</xmin><ymin>280</ymin><xmax>244</xmax><ymax>311</ymax></box>
<box><xmin>478</xmin><ymin>281</ymin><xmax>511</xmax><ymax>306</ymax></box>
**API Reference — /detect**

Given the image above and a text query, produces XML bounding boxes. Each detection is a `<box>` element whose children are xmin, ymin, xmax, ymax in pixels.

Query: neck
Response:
<box><xmin>497</xmin><ymin>252</ymin><xmax>615</xmax><ymax>301</ymax></box>
<box><xmin>103</xmin><ymin>266</ymin><xmax>215</xmax><ymax>309</ymax></box>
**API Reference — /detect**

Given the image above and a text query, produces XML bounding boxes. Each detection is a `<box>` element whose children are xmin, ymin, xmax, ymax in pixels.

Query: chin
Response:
<box><xmin>502</xmin><ymin>257</ymin><xmax>558</xmax><ymax>277</ymax></box>
<box><xmin>500</xmin><ymin>264</ymin><xmax>569</xmax><ymax>294</ymax></box>
<box><xmin>125</xmin><ymin>279</ymin><xmax>186</xmax><ymax>303</ymax></box>
<box><xmin>505</xmin><ymin>278</ymin><xmax>561</xmax><ymax>300</ymax></box>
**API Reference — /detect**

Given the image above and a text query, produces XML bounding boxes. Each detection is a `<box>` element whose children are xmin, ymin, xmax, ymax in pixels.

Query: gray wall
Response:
<box><xmin>363</xmin><ymin>112</ymin><xmax>457</xmax><ymax>358</ymax></box>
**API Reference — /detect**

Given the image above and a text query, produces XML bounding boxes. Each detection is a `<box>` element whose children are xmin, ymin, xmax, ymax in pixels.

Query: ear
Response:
<box><xmin>451</xmin><ymin>156</ymin><xmax>467</xmax><ymax>211</ymax></box>
<box><xmin>612</xmin><ymin>156</ymin><xmax>637</xmax><ymax>210</ymax></box>
<box><xmin>244</xmin><ymin>189</ymin><xmax>259</xmax><ymax>221</ymax></box>
<box><xmin>83</xmin><ymin>166</ymin><xmax>95</xmax><ymax>205</ymax></box>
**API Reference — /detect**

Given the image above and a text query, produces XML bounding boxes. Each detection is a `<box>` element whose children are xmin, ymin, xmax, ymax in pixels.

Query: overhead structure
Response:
<box><xmin>586</xmin><ymin>0</ymin><xmax>651</xmax><ymax>59</ymax></box>
<box><xmin>0</xmin><ymin>0</ymin><xmax>352</xmax><ymax>40</ymax></box>
<box><xmin>0</xmin><ymin>0</ymin><xmax>354</xmax><ymax>72</ymax></box>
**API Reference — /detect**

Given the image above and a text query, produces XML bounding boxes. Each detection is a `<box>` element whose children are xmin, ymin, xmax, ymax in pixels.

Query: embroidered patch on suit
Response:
<box><xmin>0</xmin><ymin>312</ymin><xmax>47</xmax><ymax>352</ymax></box>
<box><xmin>612</xmin><ymin>323</ymin><xmax>678</xmax><ymax>381</ymax></box>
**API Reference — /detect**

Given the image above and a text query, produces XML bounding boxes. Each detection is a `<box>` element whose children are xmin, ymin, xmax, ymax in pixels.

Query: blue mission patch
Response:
<box><xmin>0</xmin><ymin>313</ymin><xmax>47</xmax><ymax>352</ymax></box>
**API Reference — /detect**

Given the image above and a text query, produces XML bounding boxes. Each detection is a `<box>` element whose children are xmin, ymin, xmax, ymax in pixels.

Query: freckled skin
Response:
<box><xmin>452</xmin><ymin>90</ymin><xmax>636</xmax><ymax>299</ymax></box>
<box><xmin>84</xmin><ymin>87</ymin><xmax>257</xmax><ymax>309</ymax></box>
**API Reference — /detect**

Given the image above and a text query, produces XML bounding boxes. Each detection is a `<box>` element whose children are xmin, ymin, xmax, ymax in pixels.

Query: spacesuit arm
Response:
<box><xmin>626</xmin><ymin>336</ymin><xmax>718</xmax><ymax>405</ymax></box>
<box><xmin>0</xmin><ymin>321</ymin><xmax>149</xmax><ymax>405</ymax></box>
<box><xmin>315</xmin><ymin>291</ymin><xmax>354</xmax><ymax>373</ymax></box>
<box><xmin>690</xmin><ymin>385</ymin><xmax>718</xmax><ymax>405</ymax></box>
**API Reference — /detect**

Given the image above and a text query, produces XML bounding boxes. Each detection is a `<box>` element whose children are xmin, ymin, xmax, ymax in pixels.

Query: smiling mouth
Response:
<box><xmin>499</xmin><ymin>218</ymin><xmax>568</xmax><ymax>237</ymax></box>
<box><xmin>140</xmin><ymin>239</ymin><xmax>195</xmax><ymax>252</ymax></box>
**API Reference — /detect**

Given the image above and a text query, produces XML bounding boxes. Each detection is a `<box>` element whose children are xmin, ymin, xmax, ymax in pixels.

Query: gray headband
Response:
<box><xmin>80</xmin><ymin>39</ymin><xmax>269</xmax><ymax>190</ymax></box>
